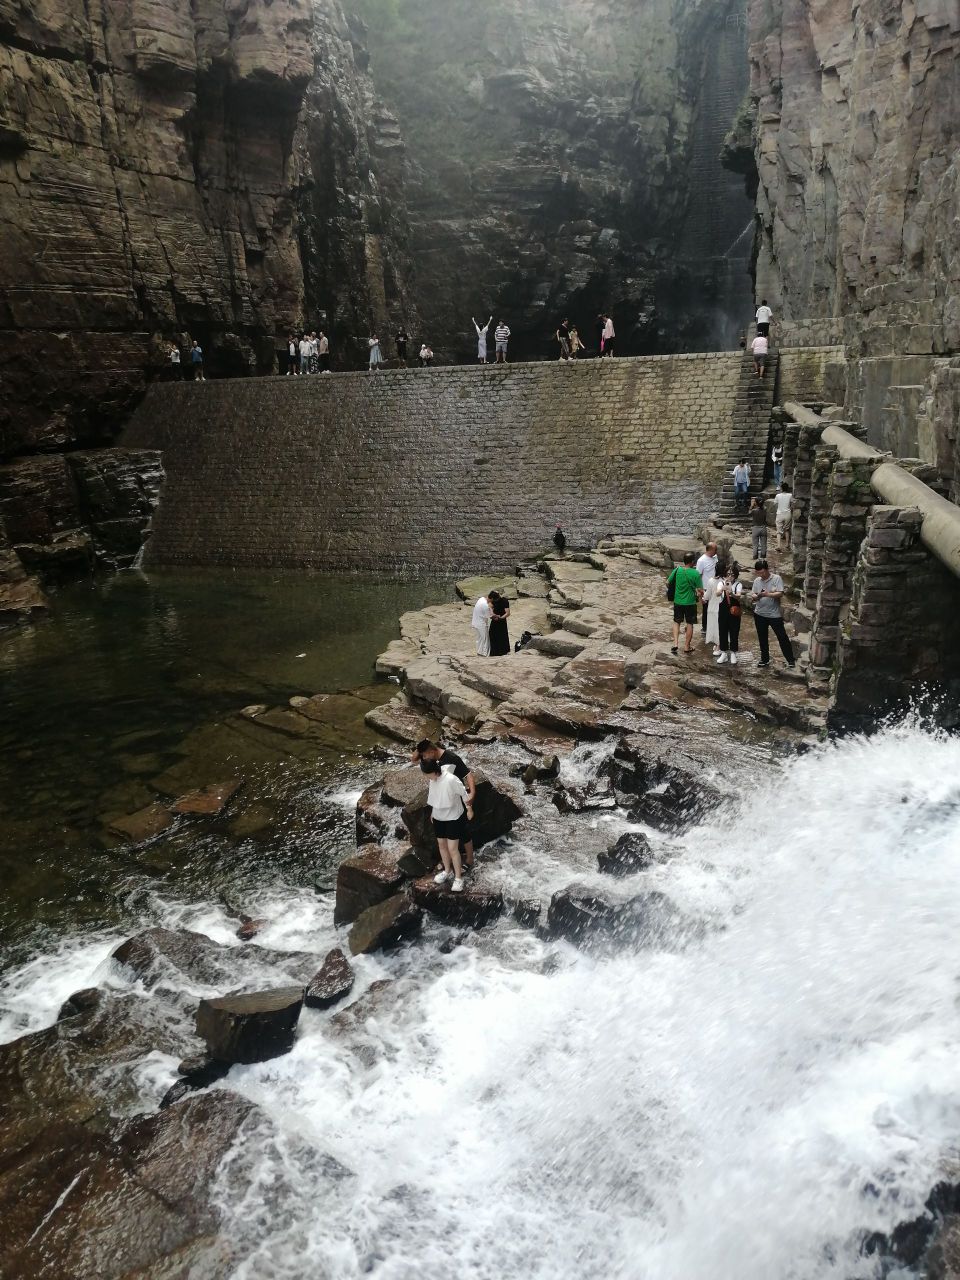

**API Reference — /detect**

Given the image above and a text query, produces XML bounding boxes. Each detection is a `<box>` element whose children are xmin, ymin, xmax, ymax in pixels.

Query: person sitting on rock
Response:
<box><xmin>412</xmin><ymin>740</ymin><xmax>477</xmax><ymax>876</ymax></box>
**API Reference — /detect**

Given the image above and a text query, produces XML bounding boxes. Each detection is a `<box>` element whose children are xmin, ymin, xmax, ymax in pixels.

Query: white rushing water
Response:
<box><xmin>4</xmin><ymin>722</ymin><xmax>960</xmax><ymax>1278</ymax></box>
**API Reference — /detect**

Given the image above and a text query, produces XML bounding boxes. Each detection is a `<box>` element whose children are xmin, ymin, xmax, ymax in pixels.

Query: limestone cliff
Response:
<box><xmin>746</xmin><ymin>0</ymin><xmax>960</xmax><ymax>486</ymax></box>
<box><xmin>348</xmin><ymin>0</ymin><xmax>755</xmax><ymax>360</ymax></box>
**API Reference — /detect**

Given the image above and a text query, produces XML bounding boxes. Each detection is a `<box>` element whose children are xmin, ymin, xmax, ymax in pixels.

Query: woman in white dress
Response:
<box><xmin>473</xmin><ymin>316</ymin><xmax>492</xmax><ymax>364</ymax></box>
<box><xmin>471</xmin><ymin>593</ymin><xmax>492</xmax><ymax>656</ymax></box>
<box><xmin>704</xmin><ymin>558</ymin><xmax>725</xmax><ymax>651</ymax></box>
<box><xmin>368</xmin><ymin>336</ymin><xmax>383</xmax><ymax>371</ymax></box>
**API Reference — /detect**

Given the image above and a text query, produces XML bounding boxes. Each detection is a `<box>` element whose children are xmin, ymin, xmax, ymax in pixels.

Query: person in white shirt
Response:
<box><xmin>287</xmin><ymin>334</ymin><xmax>297</xmax><ymax>376</ymax></box>
<box><xmin>601</xmin><ymin>314</ymin><xmax>616</xmax><ymax>357</ymax></box>
<box><xmin>716</xmin><ymin>562</ymin><xmax>745</xmax><ymax>665</ymax></box>
<box><xmin>696</xmin><ymin>542</ymin><xmax>718</xmax><ymax>637</ymax></box>
<box><xmin>473</xmin><ymin>315</ymin><xmax>493</xmax><ymax>364</ymax></box>
<box><xmin>774</xmin><ymin>482</ymin><xmax>794</xmax><ymax>552</ymax></box>
<box><xmin>755</xmin><ymin>299</ymin><xmax>773</xmax><ymax>336</ymax></box>
<box><xmin>317</xmin><ymin>331</ymin><xmax>330</xmax><ymax>373</ymax></box>
<box><xmin>420</xmin><ymin>761</ymin><xmax>471</xmax><ymax>892</ymax></box>
<box><xmin>732</xmin><ymin>459</ymin><xmax>751</xmax><ymax>510</ymax></box>
<box><xmin>471</xmin><ymin>593</ymin><xmax>492</xmax><ymax>656</ymax></box>
<box><xmin>298</xmin><ymin>334</ymin><xmax>311</xmax><ymax>375</ymax></box>
<box><xmin>419</xmin><ymin>343</ymin><xmax>434</xmax><ymax>367</ymax></box>
<box><xmin>752</xmin><ymin>333</ymin><xmax>769</xmax><ymax>378</ymax></box>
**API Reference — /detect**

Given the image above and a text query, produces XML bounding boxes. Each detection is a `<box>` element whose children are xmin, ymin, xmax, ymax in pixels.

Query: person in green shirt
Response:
<box><xmin>668</xmin><ymin>552</ymin><xmax>704</xmax><ymax>654</ymax></box>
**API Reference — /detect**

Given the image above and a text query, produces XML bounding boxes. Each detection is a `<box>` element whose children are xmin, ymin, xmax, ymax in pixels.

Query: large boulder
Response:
<box><xmin>602</xmin><ymin>734</ymin><xmax>723</xmax><ymax>832</ymax></box>
<box><xmin>334</xmin><ymin>846</ymin><xmax>406</xmax><ymax>925</ymax></box>
<box><xmin>348</xmin><ymin>894</ymin><xmax>422</xmax><ymax>956</ymax></box>
<box><xmin>400</xmin><ymin>769</ymin><xmax>522</xmax><ymax>856</ymax></box>
<box><xmin>547</xmin><ymin>885</ymin><xmax>691</xmax><ymax>952</ymax></box>
<box><xmin>304</xmin><ymin>949</ymin><xmax>355</xmax><ymax>1011</ymax></box>
<box><xmin>411</xmin><ymin>877</ymin><xmax>504</xmax><ymax>927</ymax></box>
<box><xmin>546</xmin><ymin>885</ymin><xmax>618</xmax><ymax>948</ymax></box>
<box><xmin>196</xmin><ymin>987</ymin><xmax>304</xmax><ymax>1064</ymax></box>
<box><xmin>598</xmin><ymin>832</ymin><xmax>655</xmax><ymax>877</ymax></box>
<box><xmin>111</xmin><ymin>926</ymin><xmax>316</xmax><ymax>991</ymax></box>
<box><xmin>356</xmin><ymin>782</ymin><xmax>389</xmax><ymax>845</ymax></box>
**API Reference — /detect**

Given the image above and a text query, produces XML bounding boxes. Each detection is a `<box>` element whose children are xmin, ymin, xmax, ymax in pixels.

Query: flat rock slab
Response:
<box><xmin>364</xmin><ymin>699</ymin><xmax>440</xmax><ymax>744</ymax></box>
<box><xmin>106</xmin><ymin>802</ymin><xmax>175</xmax><ymax>843</ymax></box>
<box><xmin>456</xmin><ymin>575</ymin><xmax>516</xmax><ymax>602</ymax></box>
<box><xmin>196</xmin><ymin>987</ymin><xmax>304</xmax><ymax>1063</ymax></box>
<box><xmin>412</xmin><ymin>877</ymin><xmax>504</xmax><ymax>927</ymax></box>
<box><xmin>555</xmin><ymin>656</ymin><xmax>626</xmax><ymax>709</ymax></box>
<box><xmin>529</xmin><ymin>634</ymin><xmax>586</xmax><ymax>658</ymax></box>
<box><xmin>171</xmin><ymin>779</ymin><xmax>243</xmax><ymax>816</ymax></box>
<box><xmin>598</xmin><ymin>832</ymin><xmax>655</xmax><ymax>876</ymax></box>
<box><xmin>348</xmin><ymin>894</ymin><xmax>422</xmax><ymax>955</ymax></box>
<box><xmin>335</xmin><ymin>846</ymin><xmax>405</xmax><ymax>926</ymax></box>
<box><xmin>381</xmin><ymin>766</ymin><xmax>429</xmax><ymax>809</ymax></box>
<box><xmin>305</xmin><ymin>949</ymin><xmax>355</xmax><ymax>1010</ymax></box>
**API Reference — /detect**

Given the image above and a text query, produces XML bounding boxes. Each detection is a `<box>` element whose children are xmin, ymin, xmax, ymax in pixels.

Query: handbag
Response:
<box><xmin>666</xmin><ymin>568</ymin><xmax>677</xmax><ymax>602</ymax></box>
<box><xmin>729</xmin><ymin>602</ymin><xmax>742</xmax><ymax>618</ymax></box>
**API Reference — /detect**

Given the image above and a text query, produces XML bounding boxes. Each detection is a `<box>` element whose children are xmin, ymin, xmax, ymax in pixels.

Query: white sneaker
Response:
<box><xmin>716</xmin><ymin>651</ymin><xmax>728</xmax><ymax>664</ymax></box>
<box><xmin>434</xmin><ymin>870</ymin><xmax>451</xmax><ymax>885</ymax></box>
<box><xmin>730</xmin><ymin>653</ymin><xmax>738</xmax><ymax>665</ymax></box>
<box><xmin>451</xmin><ymin>878</ymin><xmax>464</xmax><ymax>893</ymax></box>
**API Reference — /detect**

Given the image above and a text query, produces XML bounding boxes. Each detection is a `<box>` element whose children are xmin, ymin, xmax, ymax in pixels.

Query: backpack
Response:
<box><xmin>666</xmin><ymin>567</ymin><xmax>678</xmax><ymax>602</ymax></box>
<box><xmin>515</xmin><ymin>630</ymin><xmax>538</xmax><ymax>652</ymax></box>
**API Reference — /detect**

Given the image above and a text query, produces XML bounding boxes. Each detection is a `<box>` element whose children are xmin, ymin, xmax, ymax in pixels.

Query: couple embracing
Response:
<box><xmin>471</xmin><ymin>591</ymin><xmax>511</xmax><ymax>656</ymax></box>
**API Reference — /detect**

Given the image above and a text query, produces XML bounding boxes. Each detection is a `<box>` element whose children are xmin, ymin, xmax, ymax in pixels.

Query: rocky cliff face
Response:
<box><xmin>746</xmin><ymin>0</ymin><xmax>960</xmax><ymax>485</ymax></box>
<box><xmin>348</xmin><ymin>0</ymin><xmax>754</xmax><ymax>360</ymax></box>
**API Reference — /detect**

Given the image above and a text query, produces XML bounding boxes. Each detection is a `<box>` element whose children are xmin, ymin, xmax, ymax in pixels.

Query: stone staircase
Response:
<box><xmin>718</xmin><ymin>349</ymin><xmax>780</xmax><ymax>523</ymax></box>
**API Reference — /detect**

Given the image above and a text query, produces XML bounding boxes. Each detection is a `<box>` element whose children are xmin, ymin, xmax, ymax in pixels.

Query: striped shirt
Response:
<box><xmin>495</xmin><ymin>324</ymin><xmax>510</xmax><ymax>344</ymax></box>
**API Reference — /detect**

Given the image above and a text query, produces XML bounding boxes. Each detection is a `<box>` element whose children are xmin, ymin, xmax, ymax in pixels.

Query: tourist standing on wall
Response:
<box><xmin>299</xmin><ymin>333</ymin><xmax>311</xmax><ymax>375</ymax></box>
<box><xmin>473</xmin><ymin>316</ymin><xmax>492</xmax><ymax>364</ymax></box>
<box><xmin>317</xmin><ymin>331</ymin><xmax>330</xmax><ymax>373</ymax></box>
<box><xmin>556</xmin><ymin>319</ymin><xmax>572</xmax><ymax>361</ymax></box>
<box><xmin>412</xmin><ymin>739</ymin><xmax>479</xmax><ymax>876</ymax></box>
<box><xmin>750</xmin><ymin>496</ymin><xmax>768</xmax><ymax>560</ymax></box>
<box><xmin>696</xmin><ymin>541</ymin><xmax>718</xmax><ymax>636</ymax></box>
<box><xmin>751</xmin><ymin>560</ymin><xmax>796</xmax><ymax>669</ymax></box>
<box><xmin>368</xmin><ymin>336</ymin><xmax>384</xmax><ymax>372</ymax></box>
<box><xmin>419</xmin><ymin>343</ymin><xmax>434</xmax><ymax>367</ymax></box>
<box><xmin>771</xmin><ymin>439</ymin><xmax>784</xmax><ymax>486</ymax></box>
<box><xmin>190</xmin><ymin>340</ymin><xmax>205</xmax><ymax>382</ymax></box>
<box><xmin>309</xmin><ymin>331</ymin><xmax>320</xmax><ymax>374</ymax></box>
<box><xmin>287</xmin><ymin>334</ymin><xmax>298</xmax><ymax>376</ymax></box>
<box><xmin>489</xmin><ymin>592</ymin><xmax>511</xmax><ymax>656</ymax></box>
<box><xmin>395</xmin><ymin>327</ymin><xmax>408</xmax><ymax>366</ymax></box>
<box><xmin>752</xmin><ymin>332</ymin><xmax>769</xmax><ymax>378</ymax></box>
<box><xmin>601</xmin><ymin>314</ymin><xmax>616</xmax><ymax>357</ymax></box>
<box><xmin>472</xmin><ymin>593</ymin><xmax>492</xmax><ymax>656</ymax></box>
<box><xmin>569</xmin><ymin>324</ymin><xmax>585</xmax><ymax>358</ymax></box>
<box><xmin>667</xmin><ymin>551</ymin><xmax>703</xmax><ymax>655</ymax></box>
<box><xmin>732</xmin><ymin>458</ymin><xmax>751</xmax><ymax>510</ymax></box>
<box><xmin>494</xmin><ymin>320</ymin><xmax>510</xmax><ymax>364</ymax></box>
<box><xmin>168</xmin><ymin>344</ymin><xmax>181</xmax><ymax>380</ymax></box>
<box><xmin>755</xmin><ymin>299</ymin><xmax>773</xmax><ymax>336</ymax></box>
<box><xmin>716</xmin><ymin>563</ymin><xmax>744</xmax><ymax>665</ymax></box>
<box><xmin>774</xmin><ymin>482</ymin><xmax>794</xmax><ymax>552</ymax></box>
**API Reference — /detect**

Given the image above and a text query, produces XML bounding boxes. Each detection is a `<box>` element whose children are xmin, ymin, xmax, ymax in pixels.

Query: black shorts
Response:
<box><xmin>757</xmin><ymin>322</ymin><xmax>770</xmax><ymax>336</ymax></box>
<box><xmin>433</xmin><ymin>812</ymin><xmax>468</xmax><ymax>839</ymax></box>
<box><xmin>673</xmin><ymin>604</ymin><xmax>697</xmax><ymax>625</ymax></box>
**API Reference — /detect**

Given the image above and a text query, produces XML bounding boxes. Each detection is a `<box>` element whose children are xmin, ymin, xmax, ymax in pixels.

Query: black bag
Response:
<box><xmin>515</xmin><ymin>630</ymin><xmax>537</xmax><ymax>652</ymax></box>
<box><xmin>666</xmin><ymin>568</ymin><xmax>677</xmax><ymax>602</ymax></box>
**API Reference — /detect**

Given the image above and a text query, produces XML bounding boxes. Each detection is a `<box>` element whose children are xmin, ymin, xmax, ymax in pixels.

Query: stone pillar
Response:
<box><xmin>802</xmin><ymin>442</ymin><xmax>839</xmax><ymax>609</ymax></box>
<box><xmin>831</xmin><ymin>505</ymin><xmax>960</xmax><ymax>728</ymax></box>
<box><xmin>806</xmin><ymin>457</ymin><xmax>878</xmax><ymax>683</ymax></box>
<box><xmin>789</xmin><ymin>423</ymin><xmax>824</xmax><ymax>576</ymax></box>
<box><xmin>782</xmin><ymin>418</ymin><xmax>801</xmax><ymax>485</ymax></box>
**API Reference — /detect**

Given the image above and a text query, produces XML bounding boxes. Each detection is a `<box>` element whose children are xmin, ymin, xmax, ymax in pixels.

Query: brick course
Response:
<box><xmin>124</xmin><ymin>356</ymin><xmax>745</xmax><ymax>572</ymax></box>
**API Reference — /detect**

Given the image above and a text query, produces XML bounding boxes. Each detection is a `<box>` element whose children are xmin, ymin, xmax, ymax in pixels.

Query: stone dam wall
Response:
<box><xmin>124</xmin><ymin>355</ymin><xmax>747</xmax><ymax>572</ymax></box>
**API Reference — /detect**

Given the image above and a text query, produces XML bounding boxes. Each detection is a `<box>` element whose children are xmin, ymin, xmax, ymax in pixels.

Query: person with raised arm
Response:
<box><xmin>473</xmin><ymin>315</ymin><xmax>493</xmax><ymax>364</ymax></box>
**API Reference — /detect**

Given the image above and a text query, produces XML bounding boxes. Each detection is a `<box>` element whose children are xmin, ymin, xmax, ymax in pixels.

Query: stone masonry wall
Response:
<box><xmin>123</xmin><ymin>355</ymin><xmax>744</xmax><ymax>572</ymax></box>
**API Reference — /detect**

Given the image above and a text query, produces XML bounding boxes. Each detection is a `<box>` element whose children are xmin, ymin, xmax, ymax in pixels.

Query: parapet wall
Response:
<box><xmin>124</xmin><ymin>356</ymin><xmax>746</xmax><ymax>572</ymax></box>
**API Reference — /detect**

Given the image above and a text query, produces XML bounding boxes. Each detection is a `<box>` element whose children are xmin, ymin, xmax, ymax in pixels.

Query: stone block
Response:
<box><xmin>348</xmin><ymin>893</ymin><xmax>422</xmax><ymax>955</ymax></box>
<box><xmin>196</xmin><ymin>988</ymin><xmax>304</xmax><ymax>1064</ymax></box>
<box><xmin>334</xmin><ymin>846</ymin><xmax>405</xmax><ymax>926</ymax></box>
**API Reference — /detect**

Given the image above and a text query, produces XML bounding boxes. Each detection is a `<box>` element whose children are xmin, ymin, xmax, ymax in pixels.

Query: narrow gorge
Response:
<box><xmin>2</xmin><ymin>3</ymin><xmax>960</xmax><ymax>1279</ymax></box>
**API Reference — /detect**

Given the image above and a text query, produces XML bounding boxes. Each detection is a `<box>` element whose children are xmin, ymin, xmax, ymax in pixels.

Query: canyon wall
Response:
<box><xmin>122</xmin><ymin>356</ymin><xmax>748</xmax><ymax>572</ymax></box>
<box><xmin>352</xmin><ymin>0</ymin><xmax>755</xmax><ymax>361</ymax></box>
<box><xmin>746</xmin><ymin>0</ymin><xmax>960</xmax><ymax>494</ymax></box>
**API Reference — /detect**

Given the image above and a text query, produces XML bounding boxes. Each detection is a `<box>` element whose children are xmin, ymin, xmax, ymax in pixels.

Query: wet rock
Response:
<box><xmin>537</xmin><ymin>754</ymin><xmax>561</xmax><ymax>780</ymax></box>
<box><xmin>170</xmin><ymin>779</ymin><xmax>243</xmax><ymax>816</ymax></box>
<box><xmin>110</xmin><ymin>926</ymin><xmax>316</xmax><ymax>991</ymax></box>
<box><xmin>106</xmin><ymin>801</ymin><xmax>175</xmax><ymax>843</ymax></box>
<box><xmin>547</xmin><ymin>884</ymin><xmax>618</xmax><ymax>947</ymax></box>
<box><xmin>633</xmin><ymin>778</ymin><xmax>722</xmax><ymax>833</ymax></box>
<box><xmin>512</xmin><ymin>899</ymin><xmax>542</xmax><ymax>928</ymax></box>
<box><xmin>551</xmin><ymin>780</ymin><xmax>617</xmax><ymax>814</ymax></box>
<box><xmin>334</xmin><ymin>846</ymin><xmax>405</xmax><ymax>926</ymax></box>
<box><xmin>598</xmin><ymin>832</ymin><xmax>655</xmax><ymax>877</ymax></box>
<box><xmin>381</xmin><ymin>766</ymin><xmax>429</xmax><ymax>808</ymax></box>
<box><xmin>348</xmin><ymin>894</ymin><xmax>422</xmax><ymax>956</ymax></box>
<box><xmin>356</xmin><ymin>782</ymin><xmax>389</xmax><ymax>845</ymax></box>
<box><xmin>159</xmin><ymin>1055</ymin><xmax>230</xmax><ymax>1109</ymax></box>
<box><xmin>196</xmin><ymin>987</ymin><xmax>304</xmax><ymax>1064</ymax></box>
<box><xmin>56</xmin><ymin>987</ymin><xmax>102</xmax><ymax>1021</ymax></box>
<box><xmin>401</xmin><ymin>772</ymin><xmax>522</xmax><ymax>856</ymax></box>
<box><xmin>411</xmin><ymin>877</ymin><xmax>504</xmax><ymax>927</ymax></box>
<box><xmin>0</xmin><ymin>1091</ymin><xmax>258</xmax><ymax>1280</ymax></box>
<box><xmin>236</xmin><ymin>916</ymin><xmax>267</xmax><ymax>941</ymax></box>
<box><xmin>364</xmin><ymin>698</ymin><xmax>439</xmax><ymax>745</ymax></box>
<box><xmin>863</xmin><ymin>1180</ymin><xmax>960</xmax><ymax>1270</ymax></box>
<box><xmin>304</xmin><ymin>949</ymin><xmax>355</xmax><ymax>1010</ymax></box>
<box><xmin>547</xmin><ymin>885</ymin><xmax>690</xmax><ymax>952</ymax></box>
<box><xmin>398</xmin><ymin>845</ymin><xmax>437</xmax><ymax>878</ymax></box>
<box><xmin>328</xmin><ymin>980</ymin><xmax>397</xmax><ymax>1036</ymax></box>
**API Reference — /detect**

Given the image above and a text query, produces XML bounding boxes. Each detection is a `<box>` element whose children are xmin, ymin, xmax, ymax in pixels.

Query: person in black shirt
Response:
<box><xmin>411</xmin><ymin>739</ymin><xmax>477</xmax><ymax>872</ymax></box>
<box><xmin>396</xmin><ymin>328</ymin><xmax>408</xmax><ymax>365</ymax></box>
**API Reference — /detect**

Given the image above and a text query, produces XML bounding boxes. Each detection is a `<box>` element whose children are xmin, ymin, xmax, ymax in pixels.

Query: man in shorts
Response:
<box><xmin>494</xmin><ymin>320</ymin><xmax>510</xmax><ymax>364</ymax></box>
<box><xmin>667</xmin><ymin>551</ymin><xmax>703</xmax><ymax>655</ymax></box>
<box><xmin>752</xmin><ymin>332</ymin><xmax>769</xmax><ymax>378</ymax></box>
<box><xmin>755</xmin><ymin>299</ymin><xmax>773</xmax><ymax>336</ymax></box>
<box><xmin>411</xmin><ymin>739</ymin><xmax>478</xmax><ymax>873</ymax></box>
